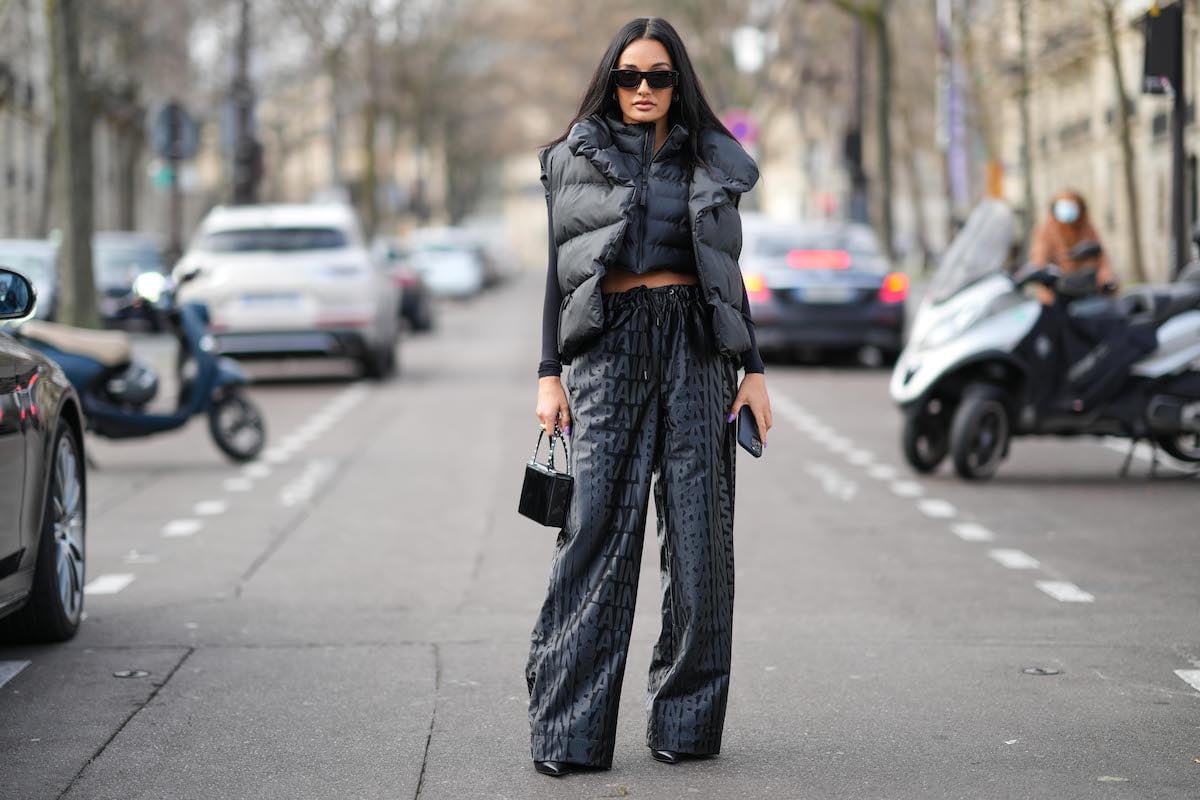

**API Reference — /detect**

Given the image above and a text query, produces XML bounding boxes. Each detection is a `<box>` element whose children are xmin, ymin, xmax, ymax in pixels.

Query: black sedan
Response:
<box><xmin>0</xmin><ymin>268</ymin><xmax>88</xmax><ymax>642</ymax></box>
<box><xmin>740</xmin><ymin>219</ymin><xmax>907</xmax><ymax>363</ymax></box>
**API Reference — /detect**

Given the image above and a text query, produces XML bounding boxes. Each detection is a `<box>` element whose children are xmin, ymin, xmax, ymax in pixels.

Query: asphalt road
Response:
<box><xmin>1</xmin><ymin>274</ymin><xmax>1198</xmax><ymax>800</ymax></box>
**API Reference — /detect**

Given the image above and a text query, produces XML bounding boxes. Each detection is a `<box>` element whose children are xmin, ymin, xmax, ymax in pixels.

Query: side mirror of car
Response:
<box><xmin>1068</xmin><ymin>240</ymin><xmax>1102</xmax><ymax>262</ymax></box>
<box><xmin>0</xmin><ymin>268</ymin><xmax>36</xmax><ymax>319</ymax></box>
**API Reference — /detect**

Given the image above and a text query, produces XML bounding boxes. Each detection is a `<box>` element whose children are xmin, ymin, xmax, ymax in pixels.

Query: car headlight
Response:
<box><xmin>133</xmin><ymin>271</ymin><xmax>167</xmax><ymax>303</ymax></box>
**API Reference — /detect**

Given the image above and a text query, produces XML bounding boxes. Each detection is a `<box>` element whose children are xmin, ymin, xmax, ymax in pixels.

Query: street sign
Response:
<box><xmin>150</xmin><ymin>101</ymin><xmax>199</xmax><ymax>162</ymax></box>
<box><xmin>1142</xmin><ymin>3</ymin><xmax>1182</xmax><ymax>95</ymax></box>
<box><xmin>721</xmin><ymin>108</ymin><xmax>759</xmax><ymax>148</ymax></box>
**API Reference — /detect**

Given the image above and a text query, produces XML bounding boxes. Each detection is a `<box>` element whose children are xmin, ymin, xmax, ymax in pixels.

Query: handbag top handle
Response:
<box><xmin>530</xmin><ymin>428</ymin><xmax>571</xmax><ymax>475</ymax></box>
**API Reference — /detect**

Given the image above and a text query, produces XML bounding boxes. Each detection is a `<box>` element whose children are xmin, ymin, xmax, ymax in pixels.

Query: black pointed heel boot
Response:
<box><xmin>534</xmin><ymin>760</ymin><xmax>571</xmax><ymax>777</ymax></box>
<box><xmin>650</xmin><ymin>749</ymin><xmax>680</xmax><ymax>764</ymax></box>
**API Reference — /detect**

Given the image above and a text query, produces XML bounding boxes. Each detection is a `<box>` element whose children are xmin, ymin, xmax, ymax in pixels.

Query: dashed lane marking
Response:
<box><xmin>1035</xmin><ymin>580</ymin><xmax>1095</xmax><ymax>603</ymax></box>
<box><xmin>1173</xmin><ymin>669</ymin><xmax>1200</xmax><ymax>693</ymax></box>
<box><xmin>918</xmin><ymin>498</ymin><xmax>957</xmax><ymax>519</ymax></box>
<box><xmin>224</xmin><ymin>477</ymin><xmax>254</xmax><ymax>492</ymax></box>
<box><xmin>988</xmin><ymin>548</ymin><xmax>1041</xmax><ymax>569</ymax></box>
<box><xmin>890</xmin><ymin>480</ymin><xmax>924</xmax><ymax>498</ymax></box>
<box><xmin>83</xmin><ymin>573</ymin><xmax>135</xmax><ymax>595</ymax></box>
<box><xmin>0</xmin><ymin>660</ymin><xmax>30</xmax><ymax>689</ymax></box>
<box><xmin>193</xmin><ymin>500</ymin><xmax>228</xmax><ymax>516</ymax></box>
<box><xmin>951</xmin><ymin>522</ymin><xmax>996</xmax><ymax>542</ymax></box>
<box><xmin>162</xmin><ymin>519</ymin><xmax>202</xmax><ymax>538</ymax></box>
<box><xmin>243</xmin><ymin>464</ymin><xmax>272</xmax><ymax>479</ymax></box>
<box><xmin>867</xmin><ymin>464</ymin><xmax>897</xmax><ymax>481</ymax></box>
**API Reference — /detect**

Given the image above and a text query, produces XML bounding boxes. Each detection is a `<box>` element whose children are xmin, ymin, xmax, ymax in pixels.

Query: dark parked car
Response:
<box><xmin>374</xmin><ymin>238</ymin><xmax>436</xmax><ymax>332</ymax></box>
<box><xmin>739</xmin><ymin>218</ymin><xmax>908</xmax><ymax>362</ymax></box>
<box><xmin>94</xmin><ymin>232</ymin><xmax>167</xmax><ymax>330</ymax></box>
<box><xmin>0</xmin><ymin>268</ymin><xmax>88</xmax><ymax>641</ymax></box>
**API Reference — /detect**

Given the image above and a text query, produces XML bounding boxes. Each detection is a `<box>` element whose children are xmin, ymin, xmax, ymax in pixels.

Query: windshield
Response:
<box><xmin>928</xmin><ymin>201</ymin><xmax>1016</xmax><ymax>303</ymax></box>
<box><xmin>753</xmin><ymin>226</ymin><xmax>887</xmax><ymax>273</ymax></box>
<box><xmin>200</xmin><ymin>227</ymin><xmax>349</xmax><ymax>253</ymax></box>
<box><xmin>94</xmin><ymin>244</ymin><xmax>163</xmax><ymax>281</ymax></box>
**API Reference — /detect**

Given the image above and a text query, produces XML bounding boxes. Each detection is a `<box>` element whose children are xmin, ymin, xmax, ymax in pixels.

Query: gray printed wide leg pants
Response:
<box><xmin>525</xmin><ymin>284</ymin><xmax>738</xmax><ymax>768</ymax></box>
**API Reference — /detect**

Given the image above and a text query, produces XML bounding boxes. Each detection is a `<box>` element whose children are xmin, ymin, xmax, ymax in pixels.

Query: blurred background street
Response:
<box><xmin>1</xmin><ymin>0</ymin><xmax>1199</xmax><ymax>798</ymax></box>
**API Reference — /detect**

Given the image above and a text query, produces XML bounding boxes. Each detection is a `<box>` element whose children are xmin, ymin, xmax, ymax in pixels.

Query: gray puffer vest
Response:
<box><xmin>539</xmin><ymin>113</ymin><xmax>760</xmax><ymax>361</ymax></box>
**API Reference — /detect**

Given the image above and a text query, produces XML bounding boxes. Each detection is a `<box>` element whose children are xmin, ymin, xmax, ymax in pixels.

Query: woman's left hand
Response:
<box><xmin>728</xmin><ymin>373</ymin><xmax>772</xmax><ymax>445</ymax></box>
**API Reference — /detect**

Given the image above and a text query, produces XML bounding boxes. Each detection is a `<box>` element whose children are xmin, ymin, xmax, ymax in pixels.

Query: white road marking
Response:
<box><xmin>224</xmin><ymin>477</ymin><xmax>254</xmax><ymax>492</ymax></box>
<box><xmin>193</xmin><ymin>500</ymin><xmax>228</xmax><ymax>516</ymax></box>
<box><xmin>1036</xmin><ymin>580</ymin><xmax>1095</xmax><ymax>603</ymax></box>
<box><xmin>988</xmin><ymin>548</ymin><xmax>1041</xmax><ymax>569</ymax></box>
<box><xmin>1173</xmin><ymin>669</ymin><xmax>1200</xmax><ymax>693</ymax></box>
<box><xmin>890</xmin><ymin>480</ymin><xmax>924</xmax><ymax>498</ymax></box>
<box><xmin>123</xmin><ymin>550</ymin><xmax>160</xmax><ymax>565</ymax></box>
<box><xmin>265</xmin><ymin>449</ymin><xmax>292</xmax><ymax>465</ymax></box>
<box><xmin>0</xmin><ymin>660</ymin><xmax>31</xmax><ymax>689</ymax></box>
<box><xmin>951</xmin><ymin>522</ymin><xmax>996</xmax><ymax>542</ymax></box>
<box><xmin>84</xmin><ymin>573</ymin><xmax>135</xmax><ymax>595</ymax></box>
<box><xmin>162</xmin><ymin>519</ymin><xmax>202</xmax><ymax>538</ymax></box>
<box><xmin>918</xmin><ymin>498</ymin><xmax>957</xmax><ymax>519</ymax></box>
<box><xmin>243</xmin><ymin>463</ymin><xmax>272</xmax><ymax>479</ymax></box>
<box><xmin>846</xmin><ymin>449</ymin><xmax>874</xmax><ymax>466</ymax></box>
<box><xmin>1101</xmin><ymin>438</ymin><xmax>1194</xmax><ymax>475</ymax></box>
<box><xmin>867</xmin><ymin>464</ymin><xmax>897</xmax><ymax>481</ymax></box>
<box><xmin>280</xmin><ymin>459</ymin><xmax>337</xmax><ymax>507</ymax></box>
<box><xmin>804</xmin><ymin>463</ymin><xmax>858</xmax><ymax>502</ymax></box>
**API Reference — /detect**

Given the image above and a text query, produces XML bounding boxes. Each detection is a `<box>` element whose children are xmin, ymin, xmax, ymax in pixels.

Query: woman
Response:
<box><xmin>524</xmin><ymin>17</ymin><xmax>772</xmax><ymax>778</ymax></box>
<box><xmin>1029</xmin><ymin>189</ymin><xmax>1118</xmax><ymax>303</ymax></box>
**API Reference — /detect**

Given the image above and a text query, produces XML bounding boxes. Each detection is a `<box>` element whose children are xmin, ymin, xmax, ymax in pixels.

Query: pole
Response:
<box><xmin>1169</xmin><ymin>1</ymin><xmax>1187</xmax><ymax>279</ymax></box>
<box><xmin>847</xmin><ymin>19</ymin><xmax>869</xmax><ymax>224</ymax></box>
<box><xmin>231</xmin><ymin>0</ymin><xmax>258</xmax><ymax>205</ymax></box>
<box><xmin>166</xmin><ymin>103</ymin><xmax>183</xmax><ymax>264</ymax></box>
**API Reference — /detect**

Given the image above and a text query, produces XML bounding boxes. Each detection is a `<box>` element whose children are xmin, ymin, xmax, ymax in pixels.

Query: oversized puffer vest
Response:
<box><xmin>539</xmin><ymin>113</ymin><xmax>760</xmax><ymax>361</ymax></box>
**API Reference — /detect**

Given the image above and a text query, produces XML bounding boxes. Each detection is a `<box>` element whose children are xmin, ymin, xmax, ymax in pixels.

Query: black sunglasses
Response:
<box><xmin>610</xmin><ymin>69</ymin><xmax>678</xmax><ymax>90</ymax></box>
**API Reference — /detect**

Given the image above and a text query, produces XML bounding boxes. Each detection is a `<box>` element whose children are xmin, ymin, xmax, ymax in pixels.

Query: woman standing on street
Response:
<box><xmin>524</xmin><ymin>17</ymin><xmax>772</xmax><ymax>777</ymax></box>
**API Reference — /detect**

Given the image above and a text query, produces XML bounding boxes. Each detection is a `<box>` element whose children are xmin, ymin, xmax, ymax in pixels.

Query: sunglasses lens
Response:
<box><xmin>613</xmin><ymin>70</ymin><xmax>641</xmax><ymax>89</ymax></box>
<box><xmin>646</xmin><ymin>72</ymin><xmax>675</xmax><ymax>90</ymax></box>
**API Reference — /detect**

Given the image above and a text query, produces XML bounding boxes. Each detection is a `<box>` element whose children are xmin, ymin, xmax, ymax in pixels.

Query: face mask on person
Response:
<box><xmin>1053</xmin><ymin>199</ymin><xmax>1081</xmax><ymax>224</ymax></box>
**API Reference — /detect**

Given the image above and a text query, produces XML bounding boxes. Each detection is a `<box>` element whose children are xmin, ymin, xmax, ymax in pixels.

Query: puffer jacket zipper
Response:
<box><xmin>638</xmin><ymin>124</ymin><xmax>653</xmax><ymax>272</ymax></box>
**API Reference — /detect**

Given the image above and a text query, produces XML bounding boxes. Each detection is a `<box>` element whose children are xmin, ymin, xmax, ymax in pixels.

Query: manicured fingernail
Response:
<box><xmin>726</xmin><ymin>413</ymin><xmax>735</xmax><ymax>423</ymax></box>
<box><xmin>564</xmin><ymin>425</ymin><xmax>571</xmax><ymax>436</ymax></box>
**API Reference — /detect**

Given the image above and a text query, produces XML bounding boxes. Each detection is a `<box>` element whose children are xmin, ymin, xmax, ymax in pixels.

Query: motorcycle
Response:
<box><xmin>891</xmin><ymin>200</ymin><xmax>1200</xmax><ymax>480</ymax></box>
<box><xmin>15</xmin><ymin>270</ymin><xmax>267</xmax><ymax>462</ymax></box>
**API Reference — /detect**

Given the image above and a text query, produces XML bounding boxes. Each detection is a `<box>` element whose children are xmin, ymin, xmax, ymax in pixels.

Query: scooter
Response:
<box><xmin>891</xmin><ymin>200</ymin><xmax>1200</xmax><ymax>480</ymax></box>
<box><xmin>15</xmin><ymin>270</ymin><xmax>267</xmax><ymax>462</ymax></box>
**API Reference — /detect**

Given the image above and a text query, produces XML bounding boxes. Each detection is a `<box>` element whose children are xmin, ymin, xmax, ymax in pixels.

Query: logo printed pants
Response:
<box><xmin>526</xmin><ymin>283</ymin><xmax>738</xmax><ymax>768</ymax></box>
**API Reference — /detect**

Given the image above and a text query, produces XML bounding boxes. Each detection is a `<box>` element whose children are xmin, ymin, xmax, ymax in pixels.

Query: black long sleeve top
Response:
<box><xmin>537</xmin><ymin>198</ymin><xmax>766</xmax><ymax>378</ymax></box>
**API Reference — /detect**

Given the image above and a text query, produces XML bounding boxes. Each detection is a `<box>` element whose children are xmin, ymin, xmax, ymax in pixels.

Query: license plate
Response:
<box><xmin>798</xmin><ymin>285</ymin><xmax>854</xmax><ymax>304</ymax></box>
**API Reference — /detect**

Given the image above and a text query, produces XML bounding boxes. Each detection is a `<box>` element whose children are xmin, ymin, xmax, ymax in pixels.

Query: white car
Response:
<box><xmin>406</xmin><ymin>228</ymin><xmax>488</xmax><ymax>298</ymax></box>
<box><xmin>174</xmin><ymin>204</ymin><xmax>400</xmax><ymax>377</ymax></box>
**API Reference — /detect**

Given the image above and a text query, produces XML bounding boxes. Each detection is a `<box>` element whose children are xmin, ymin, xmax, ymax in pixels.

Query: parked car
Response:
<box><xmin>739</xmin><ymin>217</ymin><xmax>907</xmax><ymax>363</ymax></box>
<box><xmin>173</xmin><ymin>204</ymin><xmax>401</xmax><ymax>378</ymax></box>
<box><xmin>0</xmin><ymin>268</ymin><xmax>88</xmax><ymax>641</ymax></box>
<box><xmin>0</xmin><ymin>239</ymin><xmax>59</xmax><ymax>320</ymax></box>
<box><xmin>373</xmin><ymin>238</ymin><xmax>436</xmax><ymax>332</ymax></box>
<box><xmin>405</xmin><ymin>228</ymin><xmax>488</xmax><ymax>299</ymax></box>
<box><xmin>93</xmin><ymin>231</ymin><xmax>168</xmax><ymax>329</ymax></box>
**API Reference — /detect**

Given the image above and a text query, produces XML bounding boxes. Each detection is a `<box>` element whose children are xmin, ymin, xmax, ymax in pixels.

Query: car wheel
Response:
<box><xmin>1</xmin><ymin>423</ymin><xmax>86</xmax><ymax>642</ymax></box>
<box><xmin>361</xmin><ymin>342</ymin><xmax>397</xmax><ymax>380</ymax></box>
<box><xmin>902</xmin><ymin>399</ymin><xmax>950</xmax><ymax>474</ymax></box>
<box><xmin>1156</xmin><ymin>431</ymin><xmax>1200</xmax><ymax>463</ymax></box>
<box><xmin>208</xmin><ymin>389</ymin><xmax>267</xmax><ymax>462</ymax></box>
<box><xmin>949</xmin><ymin>385</ymin><xmax>1010</xmax><ymax>481</ymax></box>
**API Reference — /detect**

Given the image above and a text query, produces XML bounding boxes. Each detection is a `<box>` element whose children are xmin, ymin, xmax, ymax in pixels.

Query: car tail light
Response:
<box><xmin>743</xmin><ymin>272</ymin><xmax>769</xmax><ymax>302</ymax></box>
<box><xmin>879</xmin><ymin>272</ymin><xmax>909</xmax><ymax>304</ymax></box>
<box><xmin>786</xmin><ymin>249</ymin><xmax>851</xmax><ymax>270</ymax></box>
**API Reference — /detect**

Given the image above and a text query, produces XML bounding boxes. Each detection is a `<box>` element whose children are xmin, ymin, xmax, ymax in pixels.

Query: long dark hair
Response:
<box><xmin>547</xmin><ymin>17</ymin><xmax>735</xmax><ymax>166</ymax></box>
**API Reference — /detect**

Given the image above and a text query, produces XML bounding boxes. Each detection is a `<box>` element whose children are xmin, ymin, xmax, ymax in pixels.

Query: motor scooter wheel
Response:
<box><xmin>1156</xmin><ymin>432</ymin><xmax>1200</xmax><ymax>463</ymax></box>
<box><xmin>949</xmin><ymin>385</ymin><xmax>1010</xmax><ymax>481</ymax></box>
<box><xmin>208</xmin><ymin>389</ymin><xmax>267</xmax><ymax>463</ymax></box>
<box><xmin>902</xmin><ymin>399</ymin><xmax>949</xmax><ymax>474</ymax></box>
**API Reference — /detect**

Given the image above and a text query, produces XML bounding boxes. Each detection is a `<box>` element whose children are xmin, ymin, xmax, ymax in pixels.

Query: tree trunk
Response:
<box><xmin>45</xmin><ymin>0</ymin><xmax>98</xmax><ymax>328</ymax></box>
<box><xmin>1016</xmin><ymin>0</ymin><xmax>1037</xmax><ymax>249</ymax></box>
<box><xmin>872</xmin><ymin>6</ymin><xmax>895</xmax><ymax>260</ymax></box>
<box><xmin>362</xmin><ymin>10</ymin><xmax>379</xmax><ymax>239</ymax></box>
<box><xmin>324</xmin><ymin>47</ymin><xmax>343</xmax><ymax>188</ymax></box>
<box><xmin>1101</xmin><ymin>0</ymin><xmax>1147</xmax><ymax>282</ymax></box>
<box><xmin>900</xmin><ymin>106</ymin><xmax>932</xmax><ymax>273</ymax></box>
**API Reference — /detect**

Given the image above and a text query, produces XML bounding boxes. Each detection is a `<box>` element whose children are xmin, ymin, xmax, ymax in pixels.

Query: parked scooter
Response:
<box><xmin>891</xmin><ymin>201</ymin><xmax>1200</xmax><ymax>480</ymax></box>
<box><xmin>15</xmin><ymin>270</ymin><xmax>266</xmax><ymax>462</ymax></box>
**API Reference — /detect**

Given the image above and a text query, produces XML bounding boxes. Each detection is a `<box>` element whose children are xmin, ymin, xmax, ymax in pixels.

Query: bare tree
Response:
<box><xmin>1098</xmin><ymin>0</ymin><xmax>1147</xmax><ymax>282</ymax></box>
<box><xmin>830</xmin><ymin>0</ymin><xmax>895</xmax><ymax>259</ymax></box>
<box><xmin>45</xmin><ymin>0</ymin><xmax>98</xmax><ymax>327</ymax></box>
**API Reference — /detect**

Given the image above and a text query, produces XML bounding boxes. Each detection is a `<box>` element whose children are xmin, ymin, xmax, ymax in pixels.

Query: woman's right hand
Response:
<box><xmin>536</xmin><ymin>376</ymin><xmax>572</xmax><ymax>436</ymax></box>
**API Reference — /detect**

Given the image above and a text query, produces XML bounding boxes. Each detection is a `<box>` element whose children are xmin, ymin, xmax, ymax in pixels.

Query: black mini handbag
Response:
<box><xmin>518</xmin><ymin>428</ymin><xmax>573</xmax><ymax>527</ymax></box>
